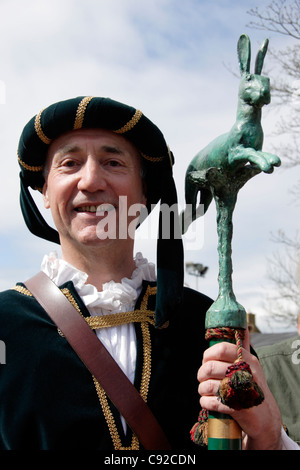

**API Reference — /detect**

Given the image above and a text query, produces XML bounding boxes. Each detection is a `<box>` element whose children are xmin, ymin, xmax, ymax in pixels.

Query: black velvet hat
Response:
<box><xmin>18</xmin><ymin>96</ymin><xmax>183</xmax><ymax>327</ymax></box>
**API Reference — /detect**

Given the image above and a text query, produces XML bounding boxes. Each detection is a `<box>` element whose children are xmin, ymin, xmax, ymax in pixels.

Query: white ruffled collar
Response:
<box><xmin>41</xmin><ymin>251</ymin><xmax>156</xmax><ymax>313</ymax></box>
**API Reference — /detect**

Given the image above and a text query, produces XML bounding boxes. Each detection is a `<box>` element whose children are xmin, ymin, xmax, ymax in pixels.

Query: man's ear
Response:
<box><xmin>42</xmin><ymin>182</ymin><xmax>50</xmax><ymax>209</ymax></box>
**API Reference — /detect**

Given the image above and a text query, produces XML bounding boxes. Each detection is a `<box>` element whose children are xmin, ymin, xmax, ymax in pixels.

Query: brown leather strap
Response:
<box><xmin>24</xmin><ymin>271</ymin><xmax>171</xmax><ymax>450</ymax></box>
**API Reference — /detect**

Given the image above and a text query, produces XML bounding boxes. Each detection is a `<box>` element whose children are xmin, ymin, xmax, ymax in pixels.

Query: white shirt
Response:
<box><xmin>41</xmin><ymin>251</ymin><xmax>156</xmax><ymax>385</ymax></box>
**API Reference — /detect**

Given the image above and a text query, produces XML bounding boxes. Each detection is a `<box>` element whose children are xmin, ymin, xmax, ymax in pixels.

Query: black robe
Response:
<box><xmin>0</xmin><ymin>279</ymin><xmax>212</xmax><ymax>450</ymax></box>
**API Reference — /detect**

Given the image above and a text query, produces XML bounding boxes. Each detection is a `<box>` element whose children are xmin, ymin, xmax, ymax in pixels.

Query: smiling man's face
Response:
<box><xmin>42</xmin><ymin>128</ymin><xmax>147</xmax><ymax>252</ymax></box>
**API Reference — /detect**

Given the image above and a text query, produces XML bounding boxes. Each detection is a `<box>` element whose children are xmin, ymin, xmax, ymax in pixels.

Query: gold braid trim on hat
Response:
<box><xmin>17</xmin><ymin>153</ymin><xmax>43</xmax><ymax>172</ymax></box>
<box><xmin>34</xmin><ymin>109</ymin><xmax>52</xmax><ymax>145</ymax></box>
<box><xmin>140</xmin><ymin>147</ymin><xmax>173</xmax><ymax>165</ymax></box>
<box><xmin>140</xmin><ymin>152</ymin><xmax>164</xmax><ymax>163</ymax></box>
<box><xmin>73</xmin><ymin>96</ymin><xmax>94</xmax><ymax>130</ymax></box>
<box><xmin>114</xmin><ymin>109</ymin><xmax>143</xmax><ymax>134</ymax></box>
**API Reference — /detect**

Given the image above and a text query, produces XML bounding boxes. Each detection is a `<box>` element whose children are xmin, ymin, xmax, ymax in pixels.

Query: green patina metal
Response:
<box><xmin>182</xmin><ymin>33</ymin><xmax>280</xmax><ymax>331</ymax></box>
<box><xmin>182</xmin><ymin>34</ymin><xmax>281</xmax><ymax>450</ymax></box>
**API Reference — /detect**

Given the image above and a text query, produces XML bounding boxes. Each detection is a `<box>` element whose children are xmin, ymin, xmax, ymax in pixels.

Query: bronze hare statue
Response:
<box><xmin>181</xmin><ymin>34</ymin><xmax>281</xmax><ymax>234</ymax></box>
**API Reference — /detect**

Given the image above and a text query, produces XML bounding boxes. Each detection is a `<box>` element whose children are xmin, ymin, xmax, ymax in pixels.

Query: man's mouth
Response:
<box><xmin>75</xmin><ymin>204</ymin><xmax>115</xmax><ymax>213</ymax></box>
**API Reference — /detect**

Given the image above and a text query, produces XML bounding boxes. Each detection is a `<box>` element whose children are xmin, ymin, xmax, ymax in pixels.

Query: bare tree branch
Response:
<box><xmin>248</xmin><ymin>0</ymin><xmax>300</xmax><ymax>39</ymax></box>
<box><xmin>245</xmin><ymin>2</ymin><xmax>300</xmax><ymax>327</ymax></box>
<box><xmin>247</xmin><ymin>1</ymin><xmax>300</xmax><ymax>173</ymax></box>
<box><xmin>264</xmin><ymin>230</ymin><xmax>300</xmax><ymax>327</ymax></box>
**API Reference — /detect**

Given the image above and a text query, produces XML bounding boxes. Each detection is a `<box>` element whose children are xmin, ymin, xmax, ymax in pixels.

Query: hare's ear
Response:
<box><xmin>255</xmin><ymin>38</ymin><xmax>269</xmax><ymax>75</ymax></box>
<box><xmin>237</xmin><ymin>34</ymin><xmax>251</xmax><ymax>75</ymax></box>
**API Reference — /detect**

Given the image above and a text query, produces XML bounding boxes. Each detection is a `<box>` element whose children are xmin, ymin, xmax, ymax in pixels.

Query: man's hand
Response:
<box><xmin>197</xmin><ymin>329</ymin><xmax>282</xmax><ymax>450</ymax></box>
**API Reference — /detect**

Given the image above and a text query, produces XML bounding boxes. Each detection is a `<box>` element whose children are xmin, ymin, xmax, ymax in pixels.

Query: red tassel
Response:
<box><xmin>190</xmin><ymin>408</ymin><xmax>208</xmax><ymax>446</ymax></box>
<box><xmin>217</xmin><ymin>360</ymin><xmax>264</xmax><ymax>410</ymax></box>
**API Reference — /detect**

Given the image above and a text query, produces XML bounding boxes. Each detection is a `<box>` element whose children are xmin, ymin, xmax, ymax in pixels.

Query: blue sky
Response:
<box><xmin>0</xmin><ymin>0</ymin><xmax>299</xmax><ymax>332</ymax></box>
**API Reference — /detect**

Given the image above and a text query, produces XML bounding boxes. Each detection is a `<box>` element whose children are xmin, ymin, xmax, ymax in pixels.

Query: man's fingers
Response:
<box><xmin>202</xmin><ymin>328</ymin><xmax>251</xmax><ymax>364</ymax></box>
<box><xmin>198</xmin><ymin>378</ymin><xmax>220</xmax><ymax>397</ymax></box>
<box><xmin>197</xmin><ymin>359</ymin><xmax>229</xmax><ymax>382</ymax></box>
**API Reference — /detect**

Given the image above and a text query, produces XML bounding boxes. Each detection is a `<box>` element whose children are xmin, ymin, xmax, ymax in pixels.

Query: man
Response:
<box><xmin>256</xmin><ymin>332</ymin><xmax>300</xmax><ymax>446</ymax></box>
<box><xmin>253</xmin><ymin>313</ymin><xmax>300</xmax><ymax>446</ymax></box>
<box><xmin>0</xmin><ymin>96</ymin><xmax>297</xmax><ymax>450</ymax></box>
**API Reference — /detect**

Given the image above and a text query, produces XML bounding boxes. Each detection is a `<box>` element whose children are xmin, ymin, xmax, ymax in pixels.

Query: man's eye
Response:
<box><xmin>63</xmin><ymin>160</ymin><xmax>77</xmax><ymax>167</ymax></box>
<box><xmin>108</xmin><ymin>160</ymin><xmax>121</xmax><ymax>167</ymax></box>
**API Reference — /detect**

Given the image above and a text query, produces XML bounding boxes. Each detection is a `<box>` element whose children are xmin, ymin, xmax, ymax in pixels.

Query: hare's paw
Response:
<box><xmin>254</xmin><ymin>151</ymin><xmax>281</xmax><ymax>173</ymax></box>
<box><xmin>228</xmin><ymin>147</ymin><xmax>266</xmax><ymax>171</ymax></box>
<box><xmin>229</xmin><ymin>147</ymin><xmax>281</xmax><ymax>173</ymax></box>
<box><xmin>263</xmin><ymin>152</ymin><xmax>281</xmax><ymax>168</ymax></box>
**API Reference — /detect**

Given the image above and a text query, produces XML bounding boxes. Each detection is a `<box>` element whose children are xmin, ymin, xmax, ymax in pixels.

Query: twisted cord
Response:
<box><xmin>205</xmin><ymin>327</ymin><xmax>245</xmax><ymax>361</ymax></box>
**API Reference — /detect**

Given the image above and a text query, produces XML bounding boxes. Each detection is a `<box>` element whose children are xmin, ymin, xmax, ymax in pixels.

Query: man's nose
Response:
<box><xmin>77</xmin><ymin>158</ymin><xmax>107</xmax><ymax>192</ymax></box>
